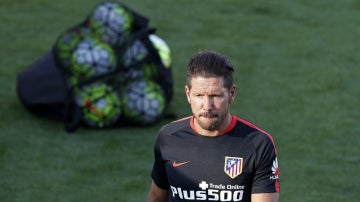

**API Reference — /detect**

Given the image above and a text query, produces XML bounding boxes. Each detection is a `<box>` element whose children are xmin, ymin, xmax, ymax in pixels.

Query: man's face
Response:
<box><xmin>185</xmin><ymin>76</ymin><xmax>235</xmax><ymax>133</ymax></box>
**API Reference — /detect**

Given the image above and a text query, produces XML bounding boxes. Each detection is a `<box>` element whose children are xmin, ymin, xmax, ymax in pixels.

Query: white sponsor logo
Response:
<box><xmin>270</xmin><ymin>157</ymin><xmax>279</xmax><ymax>180</ymax></box>
<box><xmin>170</xmin><ymin>181</ymin><xmax>244</xmax><ymax>201</ymax></box>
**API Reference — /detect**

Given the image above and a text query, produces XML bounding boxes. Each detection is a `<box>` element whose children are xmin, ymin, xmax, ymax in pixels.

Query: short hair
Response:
<box><xmin>186</xmin><ymin>50</ymin><xmax>234</xmax><ymax>89</ymax></box>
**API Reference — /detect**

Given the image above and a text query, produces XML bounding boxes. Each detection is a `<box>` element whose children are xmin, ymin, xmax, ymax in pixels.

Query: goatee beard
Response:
<box><xmin>197</xmin><ymin>113</ymin><xmax>220</xmax><ymax>131</ymax></box>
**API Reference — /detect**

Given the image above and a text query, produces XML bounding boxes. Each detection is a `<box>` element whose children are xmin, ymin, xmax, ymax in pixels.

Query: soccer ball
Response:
<box><xmin>120</xmin><ymin>39</ymin><xmax>159</xmax><ymax>81</ymax></box>
<box><xmin>122</xmin><ymin>39</ymin><xmax>148</xmax><ymax>68</ymax></box>
<box><xmin>122</xmin><ymin>62</ymin><xmax>159</xmax><ymax>82</ymax></box>
<box><xmin>141</xmin><ymin>62</ymin><xmax>159</xmax><ymax>80</ymax></box>
<box><xmin>121</xmin><ymin>34</ymin><xmax>171</xmax><ymax>69</ymax></box>
<box><xmin>120</xmin><ymin>35</ymin><xmax>170</xmax><ymax>81</ymax></box>
<box><xmin>54</xmin><ymin>27</ymin><xmax>91</xmax><ymax>69</ymax></box>
<box><xmin>149</xmin><ymin>34</ymin><xmax>171</xmax><ymax>68</ymax></box>
<box><xmin>70</xmin><ymin>37</ymin><xmax>117</xmax><ymax>80</ymax></box>
<box><xmin>89</xmin><ymin>1</ymin><xmax>133</xmax><ymax>46</ymax></box>
<box><xmin>75</xmin><ymin>83</ymin><xmax>122</xmax><ymax>127</ymax></box>
<box><xmin>123</xmin><ymin>80</ymin><xmax>165</xmax><ymax>124</ymax></box>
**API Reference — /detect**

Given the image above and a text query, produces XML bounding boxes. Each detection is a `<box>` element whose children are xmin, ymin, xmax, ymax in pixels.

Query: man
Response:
<box><xmin>147</xmin><ymin>51</ymin><xmax>280</xmax><ymax>202</ymax></box>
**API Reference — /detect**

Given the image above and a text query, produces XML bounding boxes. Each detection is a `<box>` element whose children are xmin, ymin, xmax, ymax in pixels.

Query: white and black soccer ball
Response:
<box><xmin>123</xmin><ymin>80</ymin><xmax>166</xmax><ymax>124</ymax></box>
<box><xmin>89</xmin><ymin>1</ymin><xmax>133</xmax><ymax>46</ymax></box>
<box><xmin>55</xmin><ymin>28</ymin><xmax>89</xmax><ymax>69</ymax></box>
<box><xmin>122</xmin><ymin>39</ymin><xmax>148</xmax><ymax>68</ymax></box>
<box><xmin>120</xmin><ymin>39</ymin><xmax>150</xmax><ymax>81</ymax></box>
<box><xmin>120</xmin><ymin>34</ymin><xmax>171</xmax><ymax>81</ymax></box>
<box><xmin>70</xmin><ymin>37</ymin><xmax>117</xmax><ymax>80</ymax></box>
<box><xmin>121</xmin><ymin>34</ymin><xmax>171</xmax><ymax>68</ymax></box>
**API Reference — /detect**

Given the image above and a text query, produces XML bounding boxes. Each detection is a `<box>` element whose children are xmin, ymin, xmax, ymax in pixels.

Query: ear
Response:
<box><xmin>185</xmin><ymin>85</ymin><xmax>191</xmax><ymax>104</ymax></box>
<box><xmin>229</xmin><ymin>85</ymin><xmax>236</xmax><ymax>103</ymax></box>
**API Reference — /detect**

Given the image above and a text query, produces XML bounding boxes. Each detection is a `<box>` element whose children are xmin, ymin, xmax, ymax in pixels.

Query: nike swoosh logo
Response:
<box><xmin>172</xmin><ymin>161</ymin><xmax>191</xmax><ymax>168</ymax></box>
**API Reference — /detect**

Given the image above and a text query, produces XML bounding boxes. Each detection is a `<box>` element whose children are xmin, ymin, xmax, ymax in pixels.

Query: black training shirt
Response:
<box><xmin>151</xmin><ymin>115</ymin><xmax>280</xmax><ymax>201</ymax></box>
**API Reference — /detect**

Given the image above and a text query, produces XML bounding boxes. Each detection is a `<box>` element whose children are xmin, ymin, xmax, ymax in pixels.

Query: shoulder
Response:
<box><xmin>158</xmin><ymin>116</ymin><xmax>192</xmax><ymax>137</ymax></box>
<box><xmin>154</xmin><ymin>116</ymin><xmax>193</xmax><ymax>147</ymax></box>
<box><xmin>233</xmin><ymin>116</ymin><xmax>278</xmax><ymax>153</ymax></box>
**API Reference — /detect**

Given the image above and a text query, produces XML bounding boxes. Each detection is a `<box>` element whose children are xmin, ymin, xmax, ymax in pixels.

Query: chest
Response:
<box><xmin>162</xmin><ymin>134</ymin><xmax>256</xmax><ymax>186</ymax></box>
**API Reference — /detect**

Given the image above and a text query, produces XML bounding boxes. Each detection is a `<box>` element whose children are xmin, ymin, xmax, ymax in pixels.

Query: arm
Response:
<box><xmin>147</xmin><ymin>180</ymin><xmax>169</xmax><ymax>202</ymax></box>
<box><xmin>250</xmin><ymin>131</ymin><xmax>280</xmax><ymax>201</ymax></box>
<box><xmin>251</xmin><ymin>193</ymin><xmax>279</xmax><ymax>202</ymax></box>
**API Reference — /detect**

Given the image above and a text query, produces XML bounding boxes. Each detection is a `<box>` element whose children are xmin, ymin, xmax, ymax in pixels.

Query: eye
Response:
<box><xmin>211</xmin><ymin>94</ymin><xmax>222</xmax><ymax>98</ymax></box>
<box><xmin>192</xmin><ymin>92</ymin><xmax>203</xmax><ymax>96</ymax></box>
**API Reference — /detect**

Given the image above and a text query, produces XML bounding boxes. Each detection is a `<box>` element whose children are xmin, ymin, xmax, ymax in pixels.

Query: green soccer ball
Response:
<box><xmin>119</xmin><ymin>34</ymin><xmax>171</xmax><ymax>82</ymax></box>
<box><xmin>121</xmin><ymin>34</ymin><xmax>171</xmax><ymax>69</ymax></box>
<box><xmin>75</xmin><ymin>83</ymin><xmax>122</xmax><ymax>127</ymax></box>
<box><xmin>123</xmin><ymin>80</ymin><xmax>165</xmax><ymax>124</ymax></box>
<box><xmin>141</xmin><ymin>62</ymin><xmax>159</xmax><ymax>80</ymax></box>
<box><xmin>89</xmin><ymin>1</ymin><xmax>133</xmax><ymax>46</ymax></box>
<box><xmin>70</xmin><ymin>37</ymin><xmax>117</xmax><ymax>80</ymax></box>
<box><xmin>54</xmin><ymin>27</ymin><xmax>91</xmax><ymax>69</ymax></box>
<box><xmin>149</xmin><ymin>34</ymin><xmax>171</xmax><ymax>68</ymax></box>
<box><xmin>121</xmin><ymin>61</ymin><xmax>159</xmax><ymax>82</ymax></box>
<box><xmin>121</xmin><ymin>39</ymin><xmax>148</xmax><ymax>68</ymax></box>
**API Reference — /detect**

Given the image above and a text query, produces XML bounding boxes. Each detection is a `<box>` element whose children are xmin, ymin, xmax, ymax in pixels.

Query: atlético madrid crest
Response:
<box><xmin>224</xmin><ymin>156</ymin><xmax>243</xmax><ymax>179</ymax></box>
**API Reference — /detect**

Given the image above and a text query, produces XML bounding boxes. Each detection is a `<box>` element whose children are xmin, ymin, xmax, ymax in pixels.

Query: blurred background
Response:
<box><xmin>0</xmin><ymin>0</ymin><xmax>359</xmax><ymax>201</ymax></box>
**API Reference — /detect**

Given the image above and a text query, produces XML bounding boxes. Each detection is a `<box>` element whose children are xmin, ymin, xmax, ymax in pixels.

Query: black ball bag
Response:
<box><xmin>16</xmin><ymin>50</ymin><xmax>69</xmax><ymax>121</ymax></box>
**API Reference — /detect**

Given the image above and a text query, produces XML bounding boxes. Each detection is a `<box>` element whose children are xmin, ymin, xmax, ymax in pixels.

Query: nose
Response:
<box><xmin>202</xmin><ymin>96</ymin><xmax>213</xmax><ymax>110</ymax></box>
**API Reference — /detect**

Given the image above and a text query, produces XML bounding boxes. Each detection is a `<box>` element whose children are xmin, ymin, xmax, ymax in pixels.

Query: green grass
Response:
<box><xmin>0</xmin><ymin>0</ymin><xmax>359</xmax><ymax>201</ymax></box>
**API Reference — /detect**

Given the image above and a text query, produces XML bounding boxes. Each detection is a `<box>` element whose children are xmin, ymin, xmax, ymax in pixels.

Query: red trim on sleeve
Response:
<box><xmin>235</xmin><ymin>116</ymin><xmax>280</xmax><ymax>192</ymax></box>
<box><xmin>234</xmin><ymin>116</ymin><xmax>278</xmax><ymax>155</ymax></box>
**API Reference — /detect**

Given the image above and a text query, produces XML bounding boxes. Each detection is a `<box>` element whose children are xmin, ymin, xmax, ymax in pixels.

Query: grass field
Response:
<box><xmin>0</xmin><ymin>0</ymin><xmax>359</xmax><ymax>201</ymax></box>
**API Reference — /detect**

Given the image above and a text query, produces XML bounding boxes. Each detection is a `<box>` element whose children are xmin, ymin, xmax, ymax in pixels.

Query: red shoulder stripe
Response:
<box><xmin>234</xmin><ymin>116</ymin><xmax>278</xmax><ymax>155</ymax></box>
<box><xmin>172</xmin><ymin>116</ymin><xmax>192</xmax><ymax>123</ymax></box>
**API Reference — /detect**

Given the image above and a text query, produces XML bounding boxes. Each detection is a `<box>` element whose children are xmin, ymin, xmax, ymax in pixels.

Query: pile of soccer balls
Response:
<box><xmin>54</xmin><ymin>1</ymin><xmax>171</xmax><ymax>128</ymax></box>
